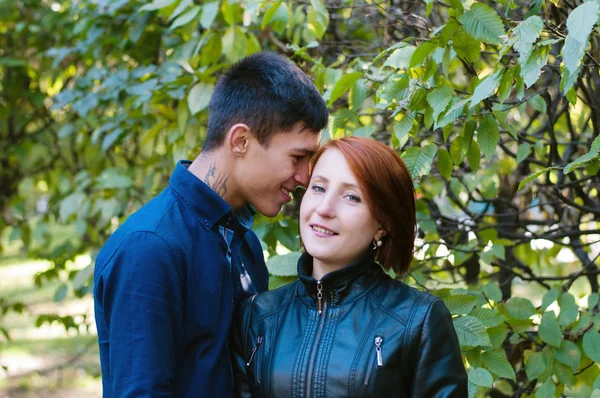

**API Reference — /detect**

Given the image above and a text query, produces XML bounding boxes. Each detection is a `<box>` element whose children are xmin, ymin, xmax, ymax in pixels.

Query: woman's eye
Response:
<box><xmin>311</xmin><ymin>184</ymin><xmax>325</xmax><ymax>193</ymax></box>
<box><xmin>346</xmin><ymin>194</ymin><xmax>361</xmax><ymax>203</ymax></box>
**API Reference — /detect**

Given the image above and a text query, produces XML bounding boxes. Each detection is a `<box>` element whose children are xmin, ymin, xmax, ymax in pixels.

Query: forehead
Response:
<box><xmin>268</xmin><ymin>126</ymin><xmax>320</xmax><ymax>152</ymax></box>
<box><xmin>312</xmin><ymin>149</ymin><xmax>359</xmax><ymax>185</ymax></box>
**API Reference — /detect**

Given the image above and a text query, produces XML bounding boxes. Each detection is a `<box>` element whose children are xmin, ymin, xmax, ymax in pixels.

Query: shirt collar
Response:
<box><xmin>169</xmin><ymin>160</ymin><xmax>254</xmax><ymax>232</ymax></box>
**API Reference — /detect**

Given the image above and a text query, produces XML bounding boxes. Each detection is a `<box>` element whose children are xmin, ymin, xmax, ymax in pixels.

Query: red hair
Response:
<box><xmin>310</xmin><ymin>137</ymin><xmax>416</xmax><ymax>274</ymax></box>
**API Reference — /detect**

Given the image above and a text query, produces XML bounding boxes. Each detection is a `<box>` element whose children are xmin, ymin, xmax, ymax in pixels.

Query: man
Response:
<box><xmin>93</xmin><ymin>52</ymin><xmax>328</xmax><ymax>397</ymax></box>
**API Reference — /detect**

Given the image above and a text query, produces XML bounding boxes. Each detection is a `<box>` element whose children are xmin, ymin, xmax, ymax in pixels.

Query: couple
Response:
<box><xmin>93</xmin><ymin>52</ymin><xmax>467</xmax><ymax>397</ymax></box>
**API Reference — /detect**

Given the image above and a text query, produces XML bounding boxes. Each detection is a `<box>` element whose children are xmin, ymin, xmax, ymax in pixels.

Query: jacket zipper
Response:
<box><xmin>306</xmin><ymin>280</ymin><xmax>327</xmax><ymax>398</ymax></box>
<box><xmin>246</xmin><ymin>336</ymin><xmax>264</xmax><ymax>384</ymax></box>
<box><xmin>363</xmin><ymin>336</ymin><xmax>384</xmax><ymax>386</ymax></box>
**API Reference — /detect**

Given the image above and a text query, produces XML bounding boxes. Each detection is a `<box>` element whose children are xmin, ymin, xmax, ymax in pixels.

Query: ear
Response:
<box><xmin>227</xmin><ymin>123</ymin><xmax>251</xmax><ymax>157</ymax></box>
<box><xmin>374</xmin><ymin>227</ymin><xmax>387</xmax><ymax>241</ymax></box>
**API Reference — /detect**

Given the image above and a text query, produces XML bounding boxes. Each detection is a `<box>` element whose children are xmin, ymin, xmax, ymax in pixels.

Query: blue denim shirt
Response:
<box><xmin>94</xmin><ymin>161</ymin><xmax>268</xmax><ymax>397</ymax></box>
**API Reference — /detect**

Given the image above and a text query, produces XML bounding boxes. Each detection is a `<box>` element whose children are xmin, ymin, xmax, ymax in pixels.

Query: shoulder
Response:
<box><xmin>240</xmin><ymin>281</ymin><xmax>298</xmax><ymax>323</ymax></box>
<box><xmin>369</xmin><ymin>275</ymin><xmax>445</xmax><ymax>326</ymax></box>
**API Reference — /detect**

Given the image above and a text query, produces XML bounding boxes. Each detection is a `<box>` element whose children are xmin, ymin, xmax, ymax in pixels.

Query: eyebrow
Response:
<box><xmin>292</xmin><ymin>148</ymin><xmax>316</xmax><ymax>157</ymax></box>
<box><xmin>311</xmin><ymin>174</ymin><xmax>360</xmax><ymax>189</ymax></box>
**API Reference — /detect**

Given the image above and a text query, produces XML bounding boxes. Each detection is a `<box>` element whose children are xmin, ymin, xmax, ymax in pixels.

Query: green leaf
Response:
<box><xmin>410</xmin><ymin>41</ymin><xmax>437</xmax><ymax>68</ymax></box>
<box><xmin>556</xmin><ymin>339</ymin><xmax>581</xmax><ymax>371</ymax></box>
<box><xmin>504</xmin><ymin>297</ymin><xmax>536</xmax><ymax>320</ymax></box>
<box><xmin>188</xmin><ymin>82</ymin><xmax>214</xmax><ymax>115</ymax></box>
<box><xmin>483</xmin><ymin>283</ymin><xmax>503</xmax><ymax>302</ymax></box>
<box><xmin>516</xmin><ymin>143</ymin><xmax>531</xmax><ymax>164</ymax></box>
<box><xmin>583</xmin><ymin>329</ymin><xmax>600</xmax><ymax>362</ymax></box>
<box><xmin>328</xmin><ymin>72</ymin><xmax>363</xmax><ymax>106</ymax></box>
<box><xmin>453</xmin><ymin>315</ymin><xmax>492</xmax><ymax>347</ymax></box>
<box><xmin>383</xmin><ymin>46</ymin><xmax>417</xmax><ymax>69</ymax></box>
<box><xmin>266</xmin><ymin>252</ymin><xmax>301</xmax><ymax>277</ymax></box>
<box><xmin>538</xmin><ymin>311</ymin><xmax>562</xmax><ymax>347</ymax></box>
<box><xmin>564</xmin><ymin>149</ymin><xmax>600</xmax><ymax>174</ymax></box>
<box><xmin>349</xmin><ymin>79</ymin><xmax>368</xmax><ymax>110</ymax></box>
<box><xmin>59</xmin><ymin>192</ymin><xmax>86</xmax><ymax>223</ymax></box>
<box><xmin>453</xmin><ymin>29</ymin><xmax>480</xmax><ymax>63</ymax></box>
<box><xmin>96</xmin><ymin>168</ymin><xmax>133</xmax><ymax>190</ymax></box>
<box><xmin>477</xmin><ymin>114</ymin><xmax>499</xmax><ymax>160</ymax></box>
<box><xmin>200</xmin><ymin>2</ymin><xmax>219</xmax><ymax>29</ymax></box>
<box><xmin>558</xmin><ymin>293</ymin><xmax>579</xmax><ymax>327</ymax></box>
<box><xmin>427</xmin><ymin>84</ymin><xmax>453</xmax><ymax>121</ymax></box>
<box><xmin>469</xmin><ymin>70</ymin><xmax>502</xmax><ymax>108</ymax></box>
<box><xmin>169</xmin><ymin>0</ymin><xmax>193</xmax><ymax>22</ymax></box>
<box><xmin>54</xmin><ymin>283</ymin><xmax>68</xmax><ymax>302</ymax></box>
<box><xmin>177</xmin><ymin>99</ymin><xmax>189</xmax><ymax>136</ymax></box>
<box><xmin>470</xmin><ymin>307</ymin><xmax>507</xmax><ymax>327</ymax></box>
<box><xmin>562</xmin><ymin>2</ymin><xmax>599</xmax><ymax>74</ymax></box>
<box><xmin>468</xmin><ymin>367</ymin><xmax>493</xmax><ymax>388</ymax></box>
<box><xmin>518</xmin><ymin>167</ymin><xmax>556</xmax><ymax>191</ymax></box>
<box><xmin>535</xmin><ymin>378</ymin><xmax>556</xmax><ymax>397</ymax></box>
<box><xmin>262</xmin><ymin>1</ymin><xmax>283</xmax><ymax>29</ymax></box>
<box><xmin>443</xmin><ymin>295</ymin><xmax>477</xmax><ymax>315</ymax></box>
<box><xmin>72</xmin><ymin>264</ymin><xmax>93</xmax><ymax>291</ymax></box>
<box><xmin>525</xmin><ymin>351</ymin><xmax>547</xmax><ymax>380</ymax></box>
<box><xmin>393</xmin><ymin>112</ymin><xmax>415</xmax><ymax>141</ymax></box>
<box><xmin>436</xmin><ymin>98</ymin><xmax>468</xmax><ymax>129</ymax></box>
<box><xmin>487</xmin><ymin>326</ymin><xmax>509</xmax><ymax>347</ymax></box>
<box><xmin>497</xmin><ymin>68</ymin><xmax>514</xmax><ymax>103</ymax></box>
<box><xmin>481</xmin><ymin>350</ymin><xmax>516</xmax><ymax>380</ymax></box>
<box><xmin>402</xmin><ymin>145</ymin><xmax>438</xmax><ymax>179</ymax></box>
<box><xmin>522</xmin><ymin>46</ymin><xmax>549</xmax><ymax>88</ymax></box>
<box><xmin>222</xmin><ymin>26</ymin><xmax>248</xmax><ymax>63</ymax></box>
<box><xmin>307</xmin><ymin>0</ymin><xmax>329</xmax><ymax>39</ymax></box>
<box><xmin>139</xmin><ymin>0</ymin><xmax>177</xmax><ymax>12</ymax></box>
<box><xmin>438</xmin><ymin>148</ymin><xmax>453</xmax><ymax>181</ymax></box>
<box><xmin>170</xmin><ymin>5</ymin><xmax>200</xmax><ymax>30</ymax></box>
<box><xmin>458</xmin><ymin>3</ymin><xmax>505</xmax><ymax>45</ymax></box>
<box><xmin>450</xmin><ymin>136</ymin><xmax>464</xmax><ymax>164</ymax></box>
<box><xmin>513</xmin><ymin>16</ymin><xmax>543</xmax><ymax>63</ymax></box>
<box><xmin>467</xmin><ymin>140</ymin><xmax>481</xmax><ymax>172</ymax></box>
<box><xmin>528</xmin><ymin>94</ymin><xmax>547</xmax><ymax>113</ymax></box>
<box><xmin>541</xmin><ymin>289</ymin><xmax>559</xmax><ymax>311</ymax></box>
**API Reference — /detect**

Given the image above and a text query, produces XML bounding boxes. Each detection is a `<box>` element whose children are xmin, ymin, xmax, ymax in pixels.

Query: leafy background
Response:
<box><xmin>2</xmin><ymin>0</ymin><xmax>600</xmax><ymax>396</ymax></box>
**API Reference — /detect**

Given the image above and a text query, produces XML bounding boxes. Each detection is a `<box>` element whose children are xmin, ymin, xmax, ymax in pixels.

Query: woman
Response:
<box><xmin>232</xmin><ymin>137</ymin><xmax>467</xmax><ymax>397</ymax></box>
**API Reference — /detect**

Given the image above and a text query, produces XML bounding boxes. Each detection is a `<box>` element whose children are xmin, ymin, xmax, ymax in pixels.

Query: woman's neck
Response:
<box><xmin>311</xmin><ymin>258</ymin><xmax>344</xmax><ymax>280</ymax></box>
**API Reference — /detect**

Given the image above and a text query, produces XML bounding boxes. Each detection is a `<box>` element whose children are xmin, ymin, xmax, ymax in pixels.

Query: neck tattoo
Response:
<box><xmin>204</xmin><ymin>161</ymin><xmax>229</xmax><ymax>197</ymax></box>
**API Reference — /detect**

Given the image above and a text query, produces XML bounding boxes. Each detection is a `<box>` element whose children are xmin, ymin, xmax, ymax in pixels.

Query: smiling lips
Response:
<box><xmin>280</xmin><ymin>187</ymin><xmax>293</xmax><ymax>201</ymax></box>
<box><xmin>311</xmin><ymin>224</ymin><xmax>337</xmax><ymax>236</ymax></box>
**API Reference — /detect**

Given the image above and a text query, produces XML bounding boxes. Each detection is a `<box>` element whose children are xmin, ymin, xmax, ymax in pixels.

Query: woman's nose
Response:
<box><xmin>315</xmin><ymin>195</ymin><xmax>336</xmax><ymax>218</ymax></box>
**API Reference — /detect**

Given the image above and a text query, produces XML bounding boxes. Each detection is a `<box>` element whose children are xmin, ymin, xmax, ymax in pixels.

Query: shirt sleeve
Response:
<box><xmin>410</xmin><ymin>299</ymin><xmax>468</xmax><ymax>397</ymax></box>
<box><xmin>96</xmin><ymin>231</ymin><xmax>183</xmax><ymax>397</ymax></box>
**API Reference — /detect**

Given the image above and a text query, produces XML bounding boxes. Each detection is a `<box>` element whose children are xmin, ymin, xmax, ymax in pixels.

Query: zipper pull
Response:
<box><xmin>246</xmin><ymin>336</ymin><xmax>263</xmax><ymax>367</ymax></box>
<box><xmin>316</xmin><ymin>280</ymin><xmax>323</xmax><ymax>314</ymax></box>
<box><xmin>375</xmin><ymin>336</ymin><xmax>383</xmax><ymax>367</ymax></box>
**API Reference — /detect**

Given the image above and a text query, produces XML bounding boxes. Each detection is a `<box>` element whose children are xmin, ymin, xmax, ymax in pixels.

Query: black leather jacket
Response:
<box><xmin>232</xmin><ymin>251</ymin><xmax>468</xmax><ymax>397</ymax></box>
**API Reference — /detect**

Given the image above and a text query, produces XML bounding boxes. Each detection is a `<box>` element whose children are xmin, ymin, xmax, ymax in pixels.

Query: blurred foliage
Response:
<box><xmin>2</xmin><ymin>0</ymin><xmax>600</xmax><ymax>395</ymax></box>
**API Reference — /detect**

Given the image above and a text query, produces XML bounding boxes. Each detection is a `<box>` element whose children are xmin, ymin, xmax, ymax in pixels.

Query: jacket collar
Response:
<box><xmin>296</xmin><ymin>250</ymin><xmax>383</xmax><ymax>308</ymax></box>
<box><xmin>169</xmin><ymin>160</ymin><xmax>253</xmax><ymax>233</ymax></box>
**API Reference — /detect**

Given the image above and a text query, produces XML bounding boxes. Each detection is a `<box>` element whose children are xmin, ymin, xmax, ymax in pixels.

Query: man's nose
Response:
<box><xmin>294</xmin><ymin>163</ymin><xmax>310</xmax><ymax>188</ymax></box>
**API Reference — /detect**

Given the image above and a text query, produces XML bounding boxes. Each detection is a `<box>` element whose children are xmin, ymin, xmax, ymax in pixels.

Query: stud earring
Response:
<box><xmin>372</xmin><ymin>238</ymin><xmax>383</xmax><ymax>250</ymax></box>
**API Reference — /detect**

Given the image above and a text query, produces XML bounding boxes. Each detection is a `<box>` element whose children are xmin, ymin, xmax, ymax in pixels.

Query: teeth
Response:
<box><xmin>312</xmin><ymin>225</ymin><xmax>335</xmax><ymax>235</ymax></box>
<box><xmin>281</xmin><ymin>188</ymin><xmax>291</xmax><ymax>197</ymax></box>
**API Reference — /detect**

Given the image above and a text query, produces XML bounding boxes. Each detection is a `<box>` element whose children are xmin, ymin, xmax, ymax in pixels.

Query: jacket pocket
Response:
<box><xmin>246</xmin><ymin>336</ymin><xmax>264</xmax><ymax>385</ymax></box>
<box><xmin>363</xmin><ymin>335</ymin><xmax>383</xmax><ymax>386</ymax></box>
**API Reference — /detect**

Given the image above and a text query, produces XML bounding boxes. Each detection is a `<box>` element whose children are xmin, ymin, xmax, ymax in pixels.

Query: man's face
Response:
<box><xmin>238</xmin><ymin>124</ymin><xmax>320</xmax><ymax>217</ymax></box>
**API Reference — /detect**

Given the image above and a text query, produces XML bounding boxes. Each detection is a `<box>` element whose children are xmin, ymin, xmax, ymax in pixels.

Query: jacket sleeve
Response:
<box><xmin>95</xmin><ymin>232</ymin><xmax>183</xmax><ymax>397</ymax></box>
<box><xmin>231</xmin><ymin>296</ymin><xmax>254</xmax><ymax>398</ymax></box>
<box><xmin>410</xmin><ymin>299</ymin><xmax>468</xmax><ymax>397</ymax></box>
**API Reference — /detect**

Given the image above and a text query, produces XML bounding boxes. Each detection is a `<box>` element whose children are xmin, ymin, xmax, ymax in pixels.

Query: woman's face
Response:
<box><xmin>300</xmin><ymin>148</ymin><xmax>381</xmax><ymax>271</ymax></box>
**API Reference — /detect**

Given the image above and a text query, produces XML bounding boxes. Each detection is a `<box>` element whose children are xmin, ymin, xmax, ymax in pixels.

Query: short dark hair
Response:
<box><xmin>311</xmin><ymin>137</ymin><xmax>417</xmax><ymax>274</ymax></box>
<box><xmin>202</xmin><ymin>52</ymin><xmax>328</xmax><ymax>152</ymax></box>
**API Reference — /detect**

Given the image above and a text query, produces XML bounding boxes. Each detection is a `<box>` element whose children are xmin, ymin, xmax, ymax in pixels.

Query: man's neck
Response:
<box><xmin>188</xmin><ymin>152</ymin><xmax>242</xmax><ymax>210</ymax></box>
